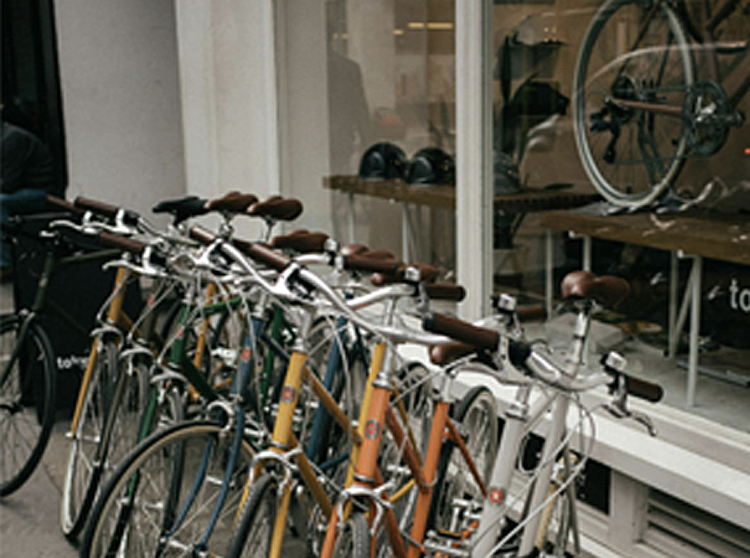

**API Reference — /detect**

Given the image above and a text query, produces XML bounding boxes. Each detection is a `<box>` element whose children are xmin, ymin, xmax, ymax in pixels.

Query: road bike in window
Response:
<box><xmin>573</xmin><ymin>0</ymin><xmax>749</xmax><ymax>209</ymax></box>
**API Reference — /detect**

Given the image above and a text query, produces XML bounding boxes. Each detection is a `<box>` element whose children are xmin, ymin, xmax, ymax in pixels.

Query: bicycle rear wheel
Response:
<box><xmin>0</xmin><ymin>314</ymin><xmax>56</xmax><ymax>497</ymax></box>
<box><xmin>80</xmin><ymin>419</ymin><xmax>254</xmax><ymax>558</ymax></box>
<box><xmin>573</xmin><ymin>0</ymin><xmax>695</xmax><ymax>209</ymax></box>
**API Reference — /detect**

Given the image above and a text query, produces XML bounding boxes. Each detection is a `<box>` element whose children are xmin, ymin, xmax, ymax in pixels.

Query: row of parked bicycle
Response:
<box><xmin>1</xmin><ymin>191</ymin><xmax>662</xmax><ymax>557</ymax></box>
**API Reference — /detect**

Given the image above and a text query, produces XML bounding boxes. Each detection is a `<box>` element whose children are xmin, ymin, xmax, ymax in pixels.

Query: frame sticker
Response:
<box><xmin>364</xmin><ymin>419</ymin><xmax>381</xmax><ymax>440</ymax></box>
<box><xmin>280</xmin><ymin>385</ymin><xmax>296</xmax><ymax>403</ymax></box>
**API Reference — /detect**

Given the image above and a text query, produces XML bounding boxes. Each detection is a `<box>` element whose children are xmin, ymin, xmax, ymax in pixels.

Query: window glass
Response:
<box><xmin>324</xmin><ymin>0</ymin><xmax>457</xmax><ymax>273</ymax></box>
<box><xmin>281</xmin><ymin>0</ymin><xmax>749</xmax><ymax>428</ymax></box>
<box><xmin>489</xmin><ymin>0</ymin><xmax>749</xmax><ymax>430</ymax></box>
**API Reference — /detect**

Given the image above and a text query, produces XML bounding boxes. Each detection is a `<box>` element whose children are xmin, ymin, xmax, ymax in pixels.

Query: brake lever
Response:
<box><xmin>603</xmin><ymin>352</ymin><xmax>658</xmax><ymax>436</ymax></box>
<box><xmin>605</xmin><ymin>379</ymin><xmax>658</xmax><ymax>437</ymax></box>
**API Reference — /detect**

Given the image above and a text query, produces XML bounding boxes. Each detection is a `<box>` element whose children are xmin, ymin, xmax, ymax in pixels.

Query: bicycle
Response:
<box><xmin>0</xmin><ymin>196</ymin><xmax>136</xmax><ymax>497</ymax></box>
<box><xmin>80</xmin><ymin>219</ymin><xmax>469</xmax><ymax>558</ymax></box>
<box><xmin>319</xmin><ymin>294</ymin><xmax>554</xmax><ymax>558</ymax></box>
<box><xmin>207</xmin><ymin>230</ymin><xmax>453</xmax><ymax>558</ymax></box>
<box><xmin>58</xmin><ymin>193</ymin><xmax>227</xmax><ymax>540</ymax></box>
<box><xmin>61</xmin><ymin>189</ymin><xmax>311</xmax><ymax>541</ymax></box>
<box><xmin>78</xmin><ymin>221</ymin><xmax>420</xmax><ymax>557</ymax></box>
<box><xmin>573</xmin><ymin>0</ymin><xmax>749</xmax><ymax>210</ymax></box>
<box><xmin>418</xmin><ymin>272</ymin><xmax>663</xmax><ymax>558</ymax></box>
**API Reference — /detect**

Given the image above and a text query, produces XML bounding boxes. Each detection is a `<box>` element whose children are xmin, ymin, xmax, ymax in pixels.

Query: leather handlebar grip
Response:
<box><xmin>343</xmin><ymin>253</ymin><xmax>400</xmax><ymax>274</ymax></box>
<box><xmin>246</xmin><ymin>242</ymin><xmax>291</xmax><ymax>271</ymax></box>
<box><xmin>517</xmin><ymin>305</ymin><xmax>547</xmax><ymax>323</ymax></box>
<box><xmin>188</xmin><ymin>225</ymin><xmax>218</xmax><ymax>245</ymax></box>
<box><xmin>422</xmin><ymin>311</ymin><xmax>499</xmax><ymax>352</ymax></box>
<box><xmin>46</xmin><ymin>195</ymin><xmax>84</xmax><ymax>216</ymax></box>
<box><xmin>271</xmin><ymin>230</ymin><xmax>329</xmax><ymax>253</ymax></box>
<box><xmin>74</xmin><ymin>196</ymin><xmax>119</xmax><ymax>218</ymax></box>
<box><xmin>424</xmin><ymin>283</ymin><xmax>466</xmax><ymax>302</ymax></box>
<box><xmin>626</xmin><ymin>375</ymin><xmax>663</xmax><ymax>403</ymax></box>
<box><xmin>97</xmin><ymin>231</ymin><xmax>145</xmax><ymax>254</ymax></box>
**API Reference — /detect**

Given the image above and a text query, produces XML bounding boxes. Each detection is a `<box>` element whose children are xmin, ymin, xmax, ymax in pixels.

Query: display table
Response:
<box><xmin>540</xmin><ymin>205</ymin><xmax>750</xmax><ymax>405</ymax></box>
<box><xmin>324</xmin><ymin>175</ymin><xmax>599</xmax><ymax>259</ymax></box>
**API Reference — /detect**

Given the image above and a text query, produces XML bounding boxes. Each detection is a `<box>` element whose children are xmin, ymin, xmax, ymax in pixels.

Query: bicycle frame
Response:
<box><xmin>3</xmin><ymin>239</ymin><xmax>127</xmax><ymax>418</ymax></box>
<box><xmin>129</xmin><ymin>282</ymin><xmax>362</xmax><ymax>554</ymax></box>
<box><xmin>613</xmin><ymin>0</ymin><xmax>750</xmax><ymax>115</ymax></box>
<box><xmin>68</xmin><ymin>265</ymin><xmax>135</xmax><ymax>434</ymax></box>
<box><xmin>318</xmin><ymin>339</ymin><xmax>487</xmax><ymax>558</ymax></box>
<box><xmin>97</xmin><ymin>277</ymin><xmax>264</xmax><ymax>553</ymax></box>
<box><xmin>471</xmin><ymin>306</ymin><xmax>593</xmax><ymax>558</ymax></box>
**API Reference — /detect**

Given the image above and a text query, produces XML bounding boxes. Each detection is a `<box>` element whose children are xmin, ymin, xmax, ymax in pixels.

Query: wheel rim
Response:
<box><xmin>573</xmin><ymin>0</ymin><xmax>694</xmax><ymax>208</ymax></box>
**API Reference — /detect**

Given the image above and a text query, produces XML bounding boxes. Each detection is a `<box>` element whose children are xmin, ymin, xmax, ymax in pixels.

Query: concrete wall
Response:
<box><xmin>54</xmin><ymin>0</ymin><xmax>185</xmax><ymax>225</ymax></box>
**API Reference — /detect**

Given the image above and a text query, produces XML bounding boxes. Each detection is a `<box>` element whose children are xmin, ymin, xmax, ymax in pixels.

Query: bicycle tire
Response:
<box><xmin>80</xmin><ymin>419</ymin><xmax>254</xmax><ymax>558</ymax></box>
<box><xmin>61</xmin><ymin>339</ymin><xmax>119</xmax><ymax>539</ymax></box>
<box><xmin>429</xmin><ymin>386</ymin><xmax>498</xmax><ymax>535</ymax></box>
<box><xmin>332</xmin><ymin>511</ymin><xmax>370</xmax><ymax>558</ymax></box>
<box><xmin>307</xmin><ymin>316</ymin><xmax>370</xmax><ymax>471</ymax></box>
<box><xmin>224</xmin><ymin>472</ymin><xmax>277</xmax><ymax>558</ymax></box>
<box><xmin>0</xmin><ymin>313</ymin><xmax>57</xmax><ymax>496</ymax></box>
<box><xmin>573</xmin><ymin>0</ymin><xmax>695</xmax><ymax>209</ymax></box>
<box><xmin>533</xmin><ymin>454</ymin><xmax>579</xmax><ymax>558</ymax></box>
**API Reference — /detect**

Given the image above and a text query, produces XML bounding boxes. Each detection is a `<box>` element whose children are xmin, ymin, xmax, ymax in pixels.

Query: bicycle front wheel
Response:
<box><xmin>61</xmin><ymin>339</ymin><xmax>119</xmax><ymax>539</ymax></box>
<box><xmin>0</xmin><ymin>314</ymin><xmax>56</xmax><ymax>496</ymax></box>
<box><xmin>224</xmin><ymin>472</ymin><xmax>277</xmax><ymax>558</ymax></box>
<box><xmin>332</xmin><ymin>511</ymin><xmax>370</xmax><ymax>558</ymax></box>
<box><xmin>430</xmin><ymin>386</ymin><xmax>498</xmax><ymax>534</ymax></box>
<box><xmin>61</xmin><ymin>342</ymin><xmax>154</xmax><ymax>540</ymax></box>
<box><xmin>80</xmin><ymin>420</ymin><xmax>254</xmax><ymax>558</ymax></box>
<box><xmin>573</xmin><ymin>0</ymin><xmax>695</xmax><ymax>209</ymax></box>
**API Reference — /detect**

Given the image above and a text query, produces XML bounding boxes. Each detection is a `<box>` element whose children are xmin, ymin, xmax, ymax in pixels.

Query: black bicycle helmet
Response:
<box><xmin>405</xmin><ymin>147</ymin><xmax>455</xmax><ymax>185</ymax></box>
<box><xmin>358</xmin><ymin>142</ymin><xmax>408</xmax><ymax>180</ymax></box>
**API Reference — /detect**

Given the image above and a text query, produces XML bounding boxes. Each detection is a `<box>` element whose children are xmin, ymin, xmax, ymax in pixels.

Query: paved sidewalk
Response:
<box><xmin>0</xmin><ymin>423</ymin><xmax>78</xmax><ymax>558</ymax></box>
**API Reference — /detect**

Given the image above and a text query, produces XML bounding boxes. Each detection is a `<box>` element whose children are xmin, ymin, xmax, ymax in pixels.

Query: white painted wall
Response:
<box><xmin>175</xmin><ymin>4</ymin><xmax>279</xmax><ymax>198</ymax></box>
<box><xmin>275</xmin><ymin>0</ymin><xmax>331</xmax><ymax>233</ymax></box>
<box><xmin>174</xmin><ymin>0</ymin><xmax>280</xmax><ymax>239</ymax></box>
<box><xmin>54</xmin><ymin>0</ymin><xmax>185</xmax><ymax>225</ymax></box>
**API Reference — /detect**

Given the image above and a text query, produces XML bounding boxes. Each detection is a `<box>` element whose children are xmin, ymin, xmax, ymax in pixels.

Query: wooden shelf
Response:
<box><xmin>540</xmin><ymin>208</ymin><xmax>750</xmax><ymax>266</ymax></box>
<box><xmin>324</xmin><ymin>175</ymin><xmax>599</xmax><ymax>213</ymax></box>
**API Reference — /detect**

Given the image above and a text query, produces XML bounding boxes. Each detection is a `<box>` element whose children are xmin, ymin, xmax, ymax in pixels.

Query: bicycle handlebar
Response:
<box><xmin>424</xmin><ymin>283</ymin><xmax>466</xmax><ymax>302</ymax></box>
<box><xmin>423</xmin><ymin>310</ymin><xmax>662</xmax><ymax>402</ymax></box>
<box><xmin>74</xmin><ymin>196</ymin><xmax>140</xmax><ymax>227</ymax></box>
<box><xmin>46</xmin><ymin>195</ymin><xmax>84</xmax><ymax>216</ymax></box>
<box><xmin>341</xmin><ymin>252</ymin><xmax>400</xmax><ymax>274</ymax></box>
<box><xmin>623</xmin><ymin>374</ymin><xmax>663</xmax><ymax>403</ymax></box>
<box><xmin>422</xmin><ymin>311</ymin><xmax>500</xmax><ymax>351</ymax></box>
<box><xmin>74</xmin><ymin>195</ymin><xmax>119</xmax><ymax>218</ymax></box>
<box><xmin>516</xmin><ymin>305</ymin><xmax>547</xmax><ymax>322</ymax></box>
<box><xmin>271</xmin><ymin>229</ymin><xmax>330</xmax><ymax>254</ymax></box>
<box><xmin>97</xmin><ymin>231</ymin><xmax>145</xmax><ymax>254</ymax></box>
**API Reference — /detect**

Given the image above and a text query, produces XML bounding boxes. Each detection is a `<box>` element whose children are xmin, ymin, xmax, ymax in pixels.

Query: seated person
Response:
<box><xmin>1</xmin><ymin>113</ymin><xmax>56</xmax><ymax>281</ymax></box>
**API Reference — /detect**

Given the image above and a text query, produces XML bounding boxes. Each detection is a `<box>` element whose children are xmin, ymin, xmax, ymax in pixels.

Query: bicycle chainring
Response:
<box><xmin>684</xmin><ymin>80</ymin><xmax>730</xmax><ymax>156</ymax></box>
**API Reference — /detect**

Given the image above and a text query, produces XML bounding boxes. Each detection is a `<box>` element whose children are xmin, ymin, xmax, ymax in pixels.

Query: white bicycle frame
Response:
<box><xmin>471</xmin><ymin>305</ymin><xmax>593</xmax><ymax>558</ymax></box>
